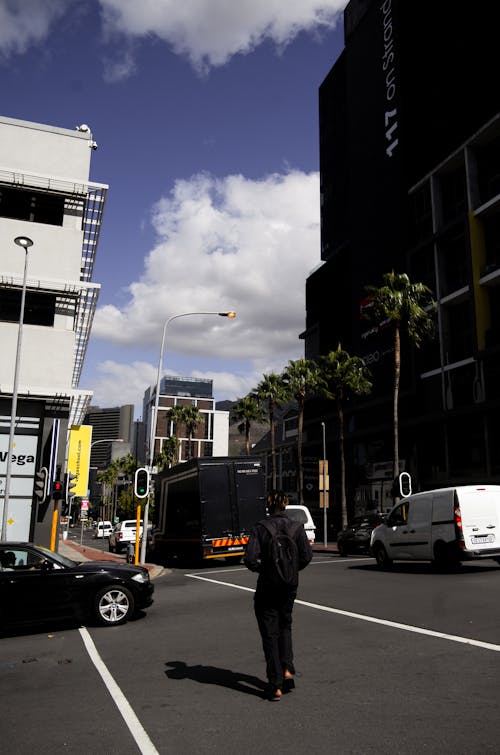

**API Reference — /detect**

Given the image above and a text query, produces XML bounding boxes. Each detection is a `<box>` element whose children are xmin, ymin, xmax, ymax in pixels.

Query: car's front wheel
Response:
<box><xmin>94</xmin><ymin>585</ymin><xmax>135</xmax><ymax>626</ymax></box>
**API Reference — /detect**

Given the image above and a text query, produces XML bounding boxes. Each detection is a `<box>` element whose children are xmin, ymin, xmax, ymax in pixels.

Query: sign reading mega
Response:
<box><xmin>67</xmin><ymin>425</ymin><xmax>92</xmax><ymax>497</ymax></box>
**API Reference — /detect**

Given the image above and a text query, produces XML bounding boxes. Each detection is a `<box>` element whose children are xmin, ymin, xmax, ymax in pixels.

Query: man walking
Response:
<box><xmin>244</xmin><ymin>490</ymin><xmax>312</xmax><ymax>700</ymax></box>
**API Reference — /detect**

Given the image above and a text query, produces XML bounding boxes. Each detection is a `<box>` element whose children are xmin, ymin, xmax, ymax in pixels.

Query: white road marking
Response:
<box><xmin>79</xmin><ymin>627</ymin><xmax>160</xmax><ymax>755</ymax></box>
<box><xmin>186</xmin><ymin>574</ymin><xmax>500</xmax><ymax>653</ymax></box>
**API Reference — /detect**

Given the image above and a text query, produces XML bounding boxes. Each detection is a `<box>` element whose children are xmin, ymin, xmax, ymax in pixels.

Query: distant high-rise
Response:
<box><xmin>143</xmin><ymin>376</ymin><xmax>228</xmax><ymax>464</ymax></box>
<box><xmin>84</xmin><ymin>405</ymin><xmax>134</xmax><ymax>469</ymax></box>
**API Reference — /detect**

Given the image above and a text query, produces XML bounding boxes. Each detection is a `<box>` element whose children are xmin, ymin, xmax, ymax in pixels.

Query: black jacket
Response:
<box><xmin>244</xmin><ymin>512</ymin><xmax>313</xmax><ymax>588</ymax></box>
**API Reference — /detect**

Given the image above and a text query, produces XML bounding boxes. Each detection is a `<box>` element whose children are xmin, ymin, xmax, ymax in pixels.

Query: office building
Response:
<box><xmin>303</xmin><ymin>1</ymin><xmax>500</xmax><ymax>520</ymax></box>
<box><xmin>84</xmin><ymin>404</ymin><xmax>134</xmax><ymax>469</ymax></box>
<box><xmin>0</xmin><ymin>116</ymin><xmax>106</xmax><ymax>543</ymax></box>
<box><xmin>143</xmin><ymin>376</ymin><xmax>229</xmax><ymax>464</ymax></box>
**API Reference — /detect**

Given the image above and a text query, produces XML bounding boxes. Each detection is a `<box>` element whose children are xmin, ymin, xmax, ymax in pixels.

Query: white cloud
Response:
<box><xmin>98</xmin><ymin>0</ymin><xmax>346</xmax><ymax>70</ymax></box>
<box><xmin>0</xmin><ymin>0</ymin><xmax>68</xmax><ymax>57</ymax></box>
<box><xmin>92</xmin><ymin>170</ymin><xmax>320</xmax><ymax>381</ymax></box>
<box><xmin>90</xmin><ymin>360</ymin><xmax>157</xmax><ymax>415</ymax></box>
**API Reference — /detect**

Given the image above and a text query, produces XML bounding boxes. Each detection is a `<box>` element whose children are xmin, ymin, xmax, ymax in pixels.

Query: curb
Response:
<box><xmin>60</xmin><ymin>539</ymin><xmax>167</xmax><ymax>579</ymax></box>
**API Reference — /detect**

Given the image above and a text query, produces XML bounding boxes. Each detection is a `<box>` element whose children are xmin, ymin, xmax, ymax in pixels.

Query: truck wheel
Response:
<box><xmin>374</xmin><ymin>544</ymin><xmax>392</xmax><ymax>569</ymax></box>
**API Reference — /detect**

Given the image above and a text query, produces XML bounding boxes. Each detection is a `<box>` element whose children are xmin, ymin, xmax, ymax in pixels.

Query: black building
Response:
<box><xmin>303</xmin><ymin>0</ymin><xmax>500</xmax><ymax>522</ymax></box>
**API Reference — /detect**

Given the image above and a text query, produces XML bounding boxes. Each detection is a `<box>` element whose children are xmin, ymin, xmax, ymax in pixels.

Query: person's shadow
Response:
<box><xmin>165</xmin><ymin>661</ymin><xmax>268</xmax><ymax>698</ymax></box>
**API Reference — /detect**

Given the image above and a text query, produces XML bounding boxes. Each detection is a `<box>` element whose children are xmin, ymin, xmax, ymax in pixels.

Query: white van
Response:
<box><xmin>94</xmin><ymin>520</ymin><xmax>113</xmax><ymax>539</ymax></box>
<box><xmin>370</xmin><ymin>485</ymin><xmax>500</xmax><ymax>568</ymax></box>
<box><xmin>285</xmin><ymin>504</ymin><xmax>316</xmax><ymax>544</ymax></box>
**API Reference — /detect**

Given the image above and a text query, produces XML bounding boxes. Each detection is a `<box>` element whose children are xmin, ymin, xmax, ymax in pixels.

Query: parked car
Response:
<box><xmin>109</xmin><ymin>520</ymin><xmax>144</xmax><ymax>554</ymax></box>
<box><xmin>285</xmin><ymin>504</ymin><xmax>316</xmax><ymax>544</ymax></box>
<box><xmin>94</xmin><ymin>520</ymin><xmax>113</xmax><ymax>538</ymax></box>
<box><xmin>0</xmin><ymin>542</ymin><xmax>153</xmax><ymax>628</ymax></box>
<box><xmin>337</xmin><ymin>512</ymin><xmax>387</xmax><ymax>556</ymax></box>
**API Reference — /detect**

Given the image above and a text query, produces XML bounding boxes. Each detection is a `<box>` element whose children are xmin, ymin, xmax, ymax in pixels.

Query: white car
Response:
<box><xmin>94</xmin><ymin>521</ymin><xmax>113</xmax><ymax>539</ymax></box>
<box><xmin>109</xmin><ymin>520</ymin><xmax>143</xmax><ymax>554</ymax></box>
<box><xmin>285</xmin><ymin>504</ymin><xmax>316</xmax><ymax>544</ymax></box>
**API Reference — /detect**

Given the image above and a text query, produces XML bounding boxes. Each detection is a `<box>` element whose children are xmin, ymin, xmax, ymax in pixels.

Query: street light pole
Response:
<box><xmin>1</xmin><ymin>236</ymin><xmax>34</xmax><ymax>542</ymax></box>
<box><xmin>141</xmin><ymin>310</ymin><xmax>236</xmax><ymax>563</ymax></box>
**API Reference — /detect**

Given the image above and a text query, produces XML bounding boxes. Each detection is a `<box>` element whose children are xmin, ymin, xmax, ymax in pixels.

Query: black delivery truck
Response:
<box><xmin>152</xmin><ymin>456</ymin><xmax>266</xmax><ymax>563</ymax></box>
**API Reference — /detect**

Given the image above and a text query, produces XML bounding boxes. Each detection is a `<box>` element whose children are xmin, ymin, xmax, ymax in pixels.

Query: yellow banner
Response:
<box><xmin>67</xmin><ymin>425</ymin><xmax>92</xmax><ymax>497</ymax></box>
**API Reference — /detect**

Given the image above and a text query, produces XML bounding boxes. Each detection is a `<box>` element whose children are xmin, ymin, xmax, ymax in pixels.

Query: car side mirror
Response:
<box><xmin>40</xmin><ymin>559</ymin><xmax>54</xmax><ymax>572</ymax></box>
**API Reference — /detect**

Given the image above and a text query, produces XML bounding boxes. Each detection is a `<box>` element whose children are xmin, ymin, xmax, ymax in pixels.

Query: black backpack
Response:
<box><xmin>261</xmin><ymin>518</ymin><xmax>301</xmax><ymax>586</ymax></box>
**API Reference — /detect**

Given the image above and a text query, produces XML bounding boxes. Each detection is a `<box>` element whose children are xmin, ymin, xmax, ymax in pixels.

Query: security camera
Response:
<box><xmin>76</xmin><ymin>124</ymin><xmax>90</xmax><ymax>132</ymax></box>
<box><xmin>90</xmin><ymin>141</ymin><xmax>98</xmax><ymax>150</ymax></box>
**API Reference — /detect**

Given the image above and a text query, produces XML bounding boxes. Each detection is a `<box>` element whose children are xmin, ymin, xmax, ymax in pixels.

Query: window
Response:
<box><xmin>0</xmin><ymin>186</ymin><xmax>64</xmax><ymax>226</ymax></box>
<box><xmin>0</xmin><ymin>289</ymin><xmax>56</xmax><ymax>326</ymax></box>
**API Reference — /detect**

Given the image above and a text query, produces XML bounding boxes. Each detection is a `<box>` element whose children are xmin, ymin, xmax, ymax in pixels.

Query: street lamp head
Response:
<box><xmin>14</xmin><ymin>236</ymin><xmax>34</xmax><ymax>249</ymax></box>
<box><xmin>219</xmin><ymin>311</ymin><xmax>236</xmax><ymax>318</ymax></box>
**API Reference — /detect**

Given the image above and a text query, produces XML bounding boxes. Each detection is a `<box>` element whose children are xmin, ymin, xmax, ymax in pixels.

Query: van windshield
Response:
<box><xmin>285</xmin><ymin>509</ymin><xmax>307</xmax><ymax>524</ymax></box>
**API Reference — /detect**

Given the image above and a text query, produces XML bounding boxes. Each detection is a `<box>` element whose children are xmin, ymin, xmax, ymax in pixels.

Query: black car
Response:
<box><xmin>336</xmin><ymin>513</ymin><xmax>387</xmax><ymax>556</ymax></box>
<box><xmin>0</xmin><ymin>542</ymin><xmax>154</xmax><ymax>628</ymax></box>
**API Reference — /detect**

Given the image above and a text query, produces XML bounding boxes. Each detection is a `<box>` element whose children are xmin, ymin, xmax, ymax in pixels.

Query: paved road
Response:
<box><xmin>2</xmin><ymin>554</ymin><xmax>500</xmax><ymax>754</ymax></box>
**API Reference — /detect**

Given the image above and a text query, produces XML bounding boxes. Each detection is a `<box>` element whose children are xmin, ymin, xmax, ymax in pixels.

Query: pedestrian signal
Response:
<box><xmin>52</xmin><ymin>480</ymin><xmax>64</xmax><ymax>500</ymax></box>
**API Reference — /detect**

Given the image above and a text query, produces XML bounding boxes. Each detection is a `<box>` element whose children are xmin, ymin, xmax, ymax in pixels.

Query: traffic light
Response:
<box><xmin>399</xmin><ymin>472</ymin><xmax>412</xmax><ymax>498</ymax></box>
<box><xmin>34</xmin><ymin>467</ymin><xmax>48</xmax><ymax>501</ymax></box>
<box><xmin>66</xmin><ymin>471</ymin><xmax>78</xmax><ymax>499</ymax></box>
<box><xmin>52</xmin><ymin>480</ymin><xmax>64</xmax><ymax>500</ymax></box>
<box><xmin>134</xmin><ymin>467</ymin><xmax>150</xmax><ymax>498</ymax></box>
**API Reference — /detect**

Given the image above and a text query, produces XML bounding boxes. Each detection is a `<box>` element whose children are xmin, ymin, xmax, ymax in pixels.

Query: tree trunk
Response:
<box><xmin>245</xmin><ymin>420</ymin><xmax>251</xmax><ymax>455</ymax></box>
<box><xmin>393</xmin><ymin>323</ymin><xmax>401</xmax><ymax>481</ymax></box>
<box><xmin>338</xmin><ymin>395</ymin><xmax>347</xmax><ymax>528</ymax></box>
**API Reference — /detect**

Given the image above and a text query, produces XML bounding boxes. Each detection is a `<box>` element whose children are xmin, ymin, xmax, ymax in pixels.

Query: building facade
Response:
<box><xmin>143</xmin><ymin>376</ymin><xmax>229</xmax><ymax>465</ymax></box>
<box><xmin>303</xmin><ymin>0</ymin><xmax>500</xmax><ymax>525</ymax></box>
<box><xmin>0</xmin><ymin>116</ymin><xmax>107</xmax><ymax>543</ymax></box>
<box><xmin>84</xmin><ymin>404</ymin><xmax>134</xmax><ymax>469</ymax></box>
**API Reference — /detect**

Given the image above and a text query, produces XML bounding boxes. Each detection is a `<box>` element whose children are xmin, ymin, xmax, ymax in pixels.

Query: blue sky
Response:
<box><xmin>0</xmin><ymin>0</ymin><xmax>346</xmax><ymax>417</ymax></box>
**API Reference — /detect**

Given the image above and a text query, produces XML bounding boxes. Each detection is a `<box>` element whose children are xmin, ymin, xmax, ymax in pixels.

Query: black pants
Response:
<box><xmin>254</xmin><ymin>585</ymin><xmax>297</xmax><ymax>688</ymax></box>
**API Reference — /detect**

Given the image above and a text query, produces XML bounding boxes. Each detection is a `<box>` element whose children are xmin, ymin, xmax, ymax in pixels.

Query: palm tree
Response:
<box><xmin>165</xmin><ymin>405</ymin><xmax>187</xmax><ymax>463</ymax></box>
<box><xmin>256</xmin><ymin>372</ymin><xmax>289</xmax><ymax>489</ymax></box>
<box><xmin>154</xmin><ymin>436</ymin><xmax>178</xmax><ymax>471</ymax></box>
<box><xmin>319</xmin><ymin>345</ymin><xmax>372</xmax><ymax>528</ymax></box>
<box><xmin>281</xmin><ymin>358</ymin><xmax>322</xmax><ymax>504</ymax></box>
<box><xmin>365</xmin><ymin>271</ymin><xmax>435</xmax><ymax>480</ymax></box>
<box><xmin>231</xmin><ymin>395</ymin><xmax>266</xmax><ymax>455</ymax></box>
<box><xmin>182</xmin><ymin>405</ymin><xmax>203</xmax><ymax>459</ymax></box>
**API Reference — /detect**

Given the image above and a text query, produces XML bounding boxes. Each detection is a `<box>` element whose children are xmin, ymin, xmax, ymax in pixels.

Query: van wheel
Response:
<box><xmin>374</xmin><ymin>544</ymin><xmax>392</xmax><ymax>569</ymax></box>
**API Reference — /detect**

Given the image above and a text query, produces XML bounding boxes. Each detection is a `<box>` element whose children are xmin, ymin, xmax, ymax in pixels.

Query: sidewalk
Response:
<box><xmin>58</xmin><ymin>537</ymin><xmax>166</xmax><ymax>579</ymax></box>
<box><xmin>312</xmin><ymin>542</ymin><xmax>338</xmax><ymax>554</ymax></box>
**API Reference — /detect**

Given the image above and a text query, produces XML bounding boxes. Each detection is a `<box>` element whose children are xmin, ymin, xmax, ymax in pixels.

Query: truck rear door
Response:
<box><xmin>457</xmin><ymin>487</ymin><xmax>500</xmax><ymax>552</ymax></box>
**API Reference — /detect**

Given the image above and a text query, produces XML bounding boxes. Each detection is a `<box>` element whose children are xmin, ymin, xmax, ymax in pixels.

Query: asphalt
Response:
<box><xmin>58</xmin><ymin>538</ymin><xmax>338</xmax><ymax>577</ymax></box>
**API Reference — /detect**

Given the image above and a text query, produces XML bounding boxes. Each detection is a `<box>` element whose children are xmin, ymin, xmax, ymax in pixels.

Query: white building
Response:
<box><xmin>0</xmin><ymin>116</ymin><xmax>107</xmax><ymax>544</ymax></box>
<box><xmin>143</xmin><ymin>376</ymin><xmax>229</xmax><ymax>466</ymax></box>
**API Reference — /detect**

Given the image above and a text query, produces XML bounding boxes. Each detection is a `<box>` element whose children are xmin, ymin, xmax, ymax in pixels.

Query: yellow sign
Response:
<box><xmin>67</xmin><ymin>425</ymin><xmax>92</xmax><ymax>497</ymax></box>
